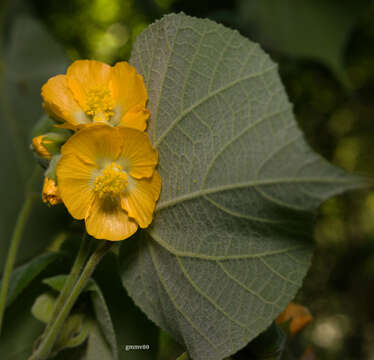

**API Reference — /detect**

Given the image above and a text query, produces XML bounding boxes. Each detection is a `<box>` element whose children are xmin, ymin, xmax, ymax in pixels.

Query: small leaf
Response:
<box><xmin>31</xmin><ymin>293</ymin><xmax>90</xmax><ymax>353</ymax></box>
<box><xmin>83</xmin><ymin>323</ymin><xmax>114</xmax><ymax>360</ymax></box>
<box><xmin>44</xmin><ymin>275</ymin><xmax>118</xmax><ymax>359</ymax></box>
<box><xmin>52</xmin><ymin>322</ymin><xmax>115</xmax><ymax>360</ymax></box>
<box><xmin>119</xmin><ymin>13</ymin><xmax>364</xmax><ymax>360</ymax></box>
<box><xmin>158</xmin><ymin>330</ymin><xmax>184</xmax><ymax>360</ymax></box>
<box><xmin>31</xmin><ymin>293</ymin><xmax>56</xmax><ymax>323</ymax></box>
<box><xmin>43</xmin><ymin>274</ymin><xmax>68</xmax><ymax>292</ymax></box>
<box><xmin>0</xmin><ymin>251</ymin><xmax>60</xmax><ymax>307</ymax></box>
<box><xmin>54</xmin><ymin>314</ymin><xmax>91</xmax><ymax>352</ymax></box>
<box><xmin>86</xmin><ymin>282</ymin><xmax>119</xmax><ymax>360</ymax></box>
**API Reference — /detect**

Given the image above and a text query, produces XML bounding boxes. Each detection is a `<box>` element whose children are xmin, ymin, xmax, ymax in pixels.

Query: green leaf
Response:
<box><xmin>0</xmin><ymin>283</ymin><xmax>44</xmax><ymax>359</ymax></box>
<box><xmin>31</xmin><ymin>293</ymin><xmax>91</xmax><ymax>353</ymax></box>
<box><xmin>52</xmin><ymin>322</ymin><xmax>114</xmax><ymax>360</ymax></box>
<box><xmin>86</xmin><ymin>282</ymin><xmax>119</xmax><ymax>360</ymax></box>
<box><xmin>1</xmin><ymin>251</ymin><xmax>60</xmax><ymax>307</ymax></box>
<box><xmin>158</xmin><ymin>330</ymin><xmax>184</xmax><ymax>360</ymax></box>
<box><xmin>31</xmin><ymin>293</ymin><xmax>56</xmax><ymax>323</ymax></box>
<box><xmin>42</xmin><ymin>274</ymin><xmax>68</xmax><ymax>292</ymax></box>
<box><xmin>83</xmin><ymin>323</ymin><xmax>114</xmax><ymax>360</ymax></box>
<box><xmin>95</xmin><ymin>253</ymin><xmax>160</xmax><ymax>360</ymax></box>
<box><xmin>119</xmin><ymin>13</ymin><xmax>363</xmax><ymax>360</ymax></box>
<box><xmin>0</xmin><ymin>15</ymin><xmax>69</xmax><ymax>268</ymax></box>
<box><xmin>237</xmin><ymin>0</ymin><xmax>370</xmax><ymax>85</ymax></box>
<box><xmin>55</xmin><ymin>314</ymin><xmax>90</xmax><ymax>352</ymax></box>
<box><xmin>44</xmin><ymin>275</ymin><xmax>119</xmax><ymax>359</ymax></box>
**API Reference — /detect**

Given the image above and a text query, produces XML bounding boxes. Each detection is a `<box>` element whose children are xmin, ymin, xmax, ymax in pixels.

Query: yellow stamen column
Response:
<box><xmin>94</xmin><ymin>163</ymin><xmax>128</xmax><ymax>198</ymax></box>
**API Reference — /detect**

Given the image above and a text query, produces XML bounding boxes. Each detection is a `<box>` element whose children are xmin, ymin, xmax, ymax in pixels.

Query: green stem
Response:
<box><xmin>176</xmin><ymin>353</ymin><xmax>189</xmax><ymax>360</ymax></box>
<box><xmin>29</xmin><ymin>241</ymin><xmax>114</xmax><ymax>360</ymax></box>
<box><xmin>44</xmin><ymin>232</ymin><xmax>91</xmax><ymax>334</ymax></box>
<box><xmin>0</xmin><ymin>192</ymin><xmax>37</xmax><ymax>335</ymax></box>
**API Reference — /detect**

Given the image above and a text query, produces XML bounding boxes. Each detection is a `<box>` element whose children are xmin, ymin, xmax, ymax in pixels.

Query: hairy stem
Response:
<box><xmin>29</xmin><ymin>240</ymin><xmax>114</xmax><ymax>360</ymax></box>
<box><xmin>44</xmin><ymin>232</ymin><xmax>91</xmax><ymax>334</ymax></box>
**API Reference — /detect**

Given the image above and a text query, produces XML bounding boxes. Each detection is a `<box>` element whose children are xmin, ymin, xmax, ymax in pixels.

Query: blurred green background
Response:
<box><xmin>1</xmin><ymin>0</ymin><xmax>374</xmax><ymax>359</ymax></box>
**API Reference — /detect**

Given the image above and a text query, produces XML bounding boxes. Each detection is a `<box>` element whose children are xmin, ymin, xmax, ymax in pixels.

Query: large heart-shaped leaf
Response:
<box><xmin>119</xmin><ymin>13</ymin><xmax>361</xmax><ymax>360</ymax></box>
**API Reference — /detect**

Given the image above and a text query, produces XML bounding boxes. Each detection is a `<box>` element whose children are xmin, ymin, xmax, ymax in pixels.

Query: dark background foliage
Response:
<box><xmin>1</xmin><ymin>0</ymin><xmax>374</xmax><ymax>359</ymax></box>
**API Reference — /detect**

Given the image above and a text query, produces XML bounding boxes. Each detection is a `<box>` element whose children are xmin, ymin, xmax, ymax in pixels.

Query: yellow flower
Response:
<box><xmin>42</xmin><ymin>177</ymin><xmax>62</xmax><ymax>206</ymax></box>
<box><xmin>42</xmin><ymin>60</ymin><xmax>150</xmax><ymax>131</ymax></box>
<box><xmin>32</xmin><ymin>135</ymin><xmax>53</xmax><ymax>160</ymax></box>
<box><xmin>56</xmin><ymin>125</ymin><xmax>161</xmax><ymax>241</ymax></box>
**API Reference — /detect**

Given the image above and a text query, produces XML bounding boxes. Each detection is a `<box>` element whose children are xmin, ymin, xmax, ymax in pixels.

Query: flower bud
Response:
<box><xmin>42</xmin><ymin>177</ymin><xmax>62</xmax><ymax>206</ymax></box>
<box><xmin>32</xmin><ymin>135</ymin><xmax>52</xmax><ymax>159</ymax></box>
<box><xmin>42</xmin><ymin>155</ymin><xmax>62</xmax><ymax>206</ymax></box>
<box><xmin>31</xmin><ymin>131</ymin><xmax>70</xmax><ymax>160</ymax></box>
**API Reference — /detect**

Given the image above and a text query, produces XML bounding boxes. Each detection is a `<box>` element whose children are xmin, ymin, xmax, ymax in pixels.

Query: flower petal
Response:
<box><xmin>66</xmin><ymin>60</ymin><xmax>112</xmax><ymax>109</ymax></box>
<box><xmin>60</xmin><ymin>125</ymin><xmax>122</xmax><ymax>168</ymax></box>
<box><xmin>86</xmin><ymin>196</ymin><xmax>138</xmax><ymax>241</ymax></box>
<box><xmin>42</xmin><ymin>75</ymin><xmax>86</xmax><ymax>125</ymax></box>
<box><xmin>118</xmin><ymin>104</ymin><xmax>149</xmax><ymax>131</ymax></box>
<box><xmin>117</xmin><ymin>128</ymin><xmax>158</xmax><ymax>179</ymax></box>
<box><xmin>111</xmin><ymin>62</ymin><xmax>148</xmax><ymax>118</ymax></box>
<box><xmin>56</xmin><ymin>153</ymin><xmax>97</xmax><ymax>219</ymax></box>
<box><xmin>121</xmin><ymin>171</ymin><xmax>161</xmax><ymax>228</ymax></box>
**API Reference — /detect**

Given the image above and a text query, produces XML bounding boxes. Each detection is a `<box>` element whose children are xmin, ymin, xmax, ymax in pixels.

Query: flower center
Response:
<box><xmin>94</xmin><ymin>162</ymin><xmax>128</xmax><ymax>198</ymax></box>
<box><xmin>85</xmin><ymin>87</ymin><xmax>115</xmax><ymax>122</ymax></box>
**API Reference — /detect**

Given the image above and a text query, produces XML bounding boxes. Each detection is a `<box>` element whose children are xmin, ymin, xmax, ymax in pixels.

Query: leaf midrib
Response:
<box><xmin>156</xmin><ymin>176</ymin><xmax>355</xmax><ymax>211</ymax></box>
<box><xmin>147</xmin><ymin>229</ymin><xmax>309</xmax><ymax>261</ymax></box>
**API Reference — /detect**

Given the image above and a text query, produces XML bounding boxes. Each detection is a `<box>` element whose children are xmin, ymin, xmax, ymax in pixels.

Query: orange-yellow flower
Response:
<box><xmin>56</xmin><ymin>125</ymin><xmax>161</xmax><ymax>241</ymax></box>
<box><xmin>32</xmin><ymin>135</ymin><xmax>53</xmax><ymax>159</ymax></box>
<box><xmin>42</xmin><ymin>60</ymin><xmax>150</xmax><ymax>131</ymax></box>
<box><xmin>42</xmin><ymin>177</ymin><xmax>62</xmax><ymax>206</ymax></box>
<box><xmin>276</xmin><ymin>302</ymin><xmax>313</xmax><ymax>336</ymax></box>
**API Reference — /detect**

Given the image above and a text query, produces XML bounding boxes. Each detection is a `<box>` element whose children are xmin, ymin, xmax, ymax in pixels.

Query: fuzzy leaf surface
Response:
<box><xmin>120</xmin><ymin>13</ymin><xmax>361</xmax><ymax>360</ymax></box>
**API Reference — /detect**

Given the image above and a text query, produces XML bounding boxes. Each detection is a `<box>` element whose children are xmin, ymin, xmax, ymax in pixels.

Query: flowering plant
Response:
<box><xmin>0</xmin><ymin>12</ymin><xmax>364</xmax><ymax>360</ymax></box>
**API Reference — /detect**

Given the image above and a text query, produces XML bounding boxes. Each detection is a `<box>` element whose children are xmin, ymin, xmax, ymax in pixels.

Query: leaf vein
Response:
<box><xmin>155</xmin><ymin>64</ymin><xmax>278</xmax><ymax>147</ymax></box>
<box><xmin>152</xmin><ymin>21</ymin><xmax>181</xmax><ymax>142</ymax></box>
<box><xmin>147</xmin><ymin>230</ymin><xmax>308</xmax><ymax>260</ymax></box>
<box><xmin>149</xmin><ymin>243</ymin><xmax>219</xmax><ymax>350</ymax></box>
<box><xmin>259</xmin><ymin>258</ymin><xmax>301</xmax><ymax>287</ymax></box>
<box><xmin>156</xmin><ymin>177</ymin><xmax>355</xmax><ymax>211</ymax></box>
<box><xmin>177</xmin><ymin>257</ymin><xmax>248</xmax><ymax>328</ymax></box>
<box><xmin>218</xmin><ymin>262</ymin><xmax>283</xmax><ymax>309</ymax></box>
